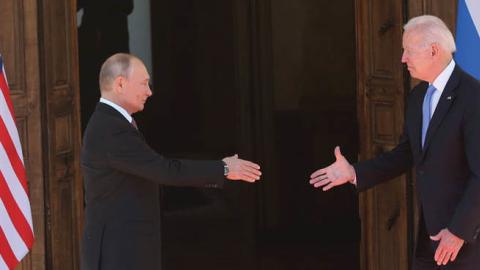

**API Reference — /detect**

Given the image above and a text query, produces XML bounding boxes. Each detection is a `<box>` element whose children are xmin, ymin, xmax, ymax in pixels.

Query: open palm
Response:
<box><xmin>309</xmin><ymin>146</ymin><xmax>356</xmax><ymax>191</ymax></box>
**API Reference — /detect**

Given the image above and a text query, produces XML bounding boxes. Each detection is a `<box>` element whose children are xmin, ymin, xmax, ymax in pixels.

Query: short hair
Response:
<box><xmin>403</xmin><ymin>15</ymin><xmax>456</xmax><ymax>53</ymax></box>
<box><xmin>99</xmin><ymin>53</ymin><xmax>141</xmax><ymax>92</ymax></box>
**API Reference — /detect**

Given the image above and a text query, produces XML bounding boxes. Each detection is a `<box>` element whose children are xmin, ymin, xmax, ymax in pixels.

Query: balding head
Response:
<box><xmin>99</xmin><ymin>53</ymin><xmax>142</xmax><ymax>93</ymax></box>
<box><xmin>98</xmin><ymin>53</ymin><xmax>152</xmax><ymax>114</ymax></box>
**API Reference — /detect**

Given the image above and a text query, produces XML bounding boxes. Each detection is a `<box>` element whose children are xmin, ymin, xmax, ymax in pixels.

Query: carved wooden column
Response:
<box><xmin>355</xmin><ymin>0</ymin><xmax>409</xmax><ymax>269</ymax></box>
<box><xmin>38</xmin><ymin>0</ymin><xmax>83</xmax><ymax>269</ymax></box>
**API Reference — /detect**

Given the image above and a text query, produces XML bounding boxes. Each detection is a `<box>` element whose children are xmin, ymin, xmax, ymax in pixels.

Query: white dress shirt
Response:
<box><xmin>429</xmin><ymin>59</ymin><xmax>456</xmax><ymax>116</ymax></box>
<box><xmin>99</xmin><ymin>98</ymin><xmax>133</xmax><ymax>123</ymax></box>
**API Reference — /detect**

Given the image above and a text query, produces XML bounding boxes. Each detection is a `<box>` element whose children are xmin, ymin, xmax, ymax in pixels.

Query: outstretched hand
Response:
<box><xmin>223</xmin><ymin>154</ymin><xmax>261</xmax><ymax>183</ymax></box>
<box><xmin>309</xmin><ymin>146</ymin><xmax>356</xmax><ymax>191</ymax></box>
<box><xmin>430</xmin><ymin>229</ymin><xmax>464</xmax><ymax>266</ymax></box>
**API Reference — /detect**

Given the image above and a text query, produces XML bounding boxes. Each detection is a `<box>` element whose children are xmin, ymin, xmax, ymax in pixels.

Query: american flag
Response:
<box><xmin>0</xmin><ymin>55</ymin><xmax>34</xmax><ymax>269</ymax></box>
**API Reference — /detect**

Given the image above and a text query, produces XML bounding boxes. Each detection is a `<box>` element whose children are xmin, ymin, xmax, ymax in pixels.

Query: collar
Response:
<box><xmin>431</xmin><ymin>59</ymin><xmax>455</xmax><ymax>93</ymax></box>
<box><xmin>99</xmin><ymin>98</ymin><xmax>132</xmax><ymax>123</ymax></box>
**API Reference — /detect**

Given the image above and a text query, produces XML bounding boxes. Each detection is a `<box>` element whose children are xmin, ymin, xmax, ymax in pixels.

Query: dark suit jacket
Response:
<box><xmin>80</xmin><ymin>102</ymin><xmax>225</xmax><ymax>270</ymax></box>
<box><xmin>353</xmin><ymin>66</ymin><xmax>480</xmax><ymax>244</ymax></box>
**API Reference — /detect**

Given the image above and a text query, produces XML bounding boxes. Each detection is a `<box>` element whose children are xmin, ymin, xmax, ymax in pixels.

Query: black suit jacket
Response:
<box><xmin>354</xmin><ymin>66</ymin><xmax>480</xmax><ymax>244</ymax></box>
<box><xmin>80</xmin><ymin>102</ymin><xmax>225</xmax><ymax>270</ymax></box>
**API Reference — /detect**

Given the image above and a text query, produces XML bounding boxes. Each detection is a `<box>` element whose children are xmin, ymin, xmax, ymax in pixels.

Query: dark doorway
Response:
<box><xmin>255</xmin><ymin>1</ymin><xmax>360</xmax><ymax>269</ymax></box>
<box><xmin>147</xmin><ymin>1</ymin><xmax>256</xmax><ymax>269</ymax></box>
<box><xmin>149</xmin><ymin>0</ymin><xmax>360</xmax><ymax>270</ymax></box>
<box><xmin>77</xmin><ymin>0</ymin><xmax>134</xmax><ymax>132</ymax></box>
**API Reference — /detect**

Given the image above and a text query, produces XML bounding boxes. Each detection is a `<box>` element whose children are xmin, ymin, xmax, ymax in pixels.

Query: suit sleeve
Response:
<box><xmin>354</xmin><ymin>128</ymin><xmax>413</xmax><ymax>192</ymax></box>
<box><xmin>448</xmin><ymin>82</ymin><xmax>480</xmax><ymax>242</ymax></box>
<box><xmin>106</xmin><ymin>128</ymin><xmax>225</xmax><ymax>188</ymax></box>
<box><xmin>353</xmin><ymin>88</ymin><xmax>419</xmax><ymax>192</ymax></box>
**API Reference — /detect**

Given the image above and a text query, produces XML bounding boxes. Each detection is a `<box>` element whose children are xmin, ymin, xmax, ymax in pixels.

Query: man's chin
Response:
<box><xmin>407</xmin><ymin>70</ymin><xmax>416</xmax><ymax>78</ymax></box>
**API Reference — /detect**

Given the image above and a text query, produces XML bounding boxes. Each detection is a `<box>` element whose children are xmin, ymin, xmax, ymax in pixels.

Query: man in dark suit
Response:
<box><xmin>80</xmin><ymin>53</ymin><xmax>262</xmax><ymax>270</ymax></box>
<box><xmin>309</xmin><ymin>15</ymin><xmax>480</xmax><ymax>270</ymax></box>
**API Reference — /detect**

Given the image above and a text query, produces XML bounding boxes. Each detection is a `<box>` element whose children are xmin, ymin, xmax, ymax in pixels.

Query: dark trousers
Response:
<box><xmin>412</xmin><ymin>215</ymin><xmax>479</xmax><ymax>270</ymax></box>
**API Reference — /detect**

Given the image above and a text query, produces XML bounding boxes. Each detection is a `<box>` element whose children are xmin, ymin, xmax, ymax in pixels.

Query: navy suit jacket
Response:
<box><xmin>354</xmin><ymin>66</ymin><xmax>480</xmax><ymax>244</ymax></box>
<box><xmin>80</xmin><ymin>102</ymin><xmax>225</xmax><ymax>270</ymax></box>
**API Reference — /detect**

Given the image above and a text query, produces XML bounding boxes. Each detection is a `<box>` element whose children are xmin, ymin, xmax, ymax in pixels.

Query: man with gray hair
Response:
<box><xmin>80</xmin><ymin>53</ymin><xmax>262</xmax><ymax>270</ymax></box>
<box><xmin>309</xmin><ymin>15</ymin><xmax>480</xmax><ymax>269</ymax></box>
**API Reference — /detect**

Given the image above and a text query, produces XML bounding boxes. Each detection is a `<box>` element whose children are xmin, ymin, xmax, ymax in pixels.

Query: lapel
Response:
<box><xmin>420</xmin><ymin>66</ymin><xmax>460</xmax><ymax>160</ymax></box>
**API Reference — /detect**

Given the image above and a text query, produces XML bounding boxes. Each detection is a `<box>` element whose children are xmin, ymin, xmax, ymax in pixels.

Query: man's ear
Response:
<box><xmin>431</xmin><ymin>43</ymin><xmax>440</xmax><ymax>57</ymax></box>
<box><xmin>113</xmin><ymin>76</ymin><xmax>126</xmax><ymax>93</ymax></box>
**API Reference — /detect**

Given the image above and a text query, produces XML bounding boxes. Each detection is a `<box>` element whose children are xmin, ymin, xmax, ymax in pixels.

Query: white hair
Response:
<box><xmin>404</xmin><ymin>15</ymin><xmax>456</xmax><ymax>53</ymax></box>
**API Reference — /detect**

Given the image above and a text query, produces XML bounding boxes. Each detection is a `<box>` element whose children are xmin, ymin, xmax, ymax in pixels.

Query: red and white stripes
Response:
<box><xmin>0</xmin><ymin>57</ymin><xmax>34</xmax><ymax>270</ymax></box>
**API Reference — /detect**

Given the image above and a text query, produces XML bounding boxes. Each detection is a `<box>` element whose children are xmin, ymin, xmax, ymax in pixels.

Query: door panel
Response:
<box><xmin>38</xmin><ymin>0</ymin><xmax>83</xmax><ymax>269</ymax></box>
<box><xmin>355</xmin><ymin>0</ymin><xmax>409</xmax><ymax>269</ymax></box>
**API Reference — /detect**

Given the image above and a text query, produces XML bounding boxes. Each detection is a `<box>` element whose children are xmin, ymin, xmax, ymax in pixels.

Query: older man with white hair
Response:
<box><xmin>309</xmin><ymin>15</ymin><xmax>480</xmax><ymax>270</ymax></box>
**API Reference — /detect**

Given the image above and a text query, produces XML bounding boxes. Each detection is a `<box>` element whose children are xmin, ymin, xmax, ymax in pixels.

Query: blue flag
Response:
<box><xmin>455</xmin><ymin>0</ymin><xmax>480</xmax><ymax>79</ymax></box>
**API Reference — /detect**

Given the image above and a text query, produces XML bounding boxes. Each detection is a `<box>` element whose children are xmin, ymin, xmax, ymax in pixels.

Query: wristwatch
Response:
<box><xmin>222</xmin><ymin>161</ymin><xmax>229</xmax><ymax>176</ymax></box>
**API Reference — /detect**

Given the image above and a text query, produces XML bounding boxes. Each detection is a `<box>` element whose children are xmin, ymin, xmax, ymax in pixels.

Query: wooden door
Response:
<box><xmin>38</xmin><ymin>0</ymin><xmax>84</xmax><ymax>269</ymax></box>
<box><xmin>355</xmin><ymin>0</ymin><xmax>410</xmax><ymax>269</ymax></box>
<box><xmin>1</xmin><ymin>0</ymin><xmax>82</xmax><ymax>269</ymax></box>
<box><xmin>0</xmin><ymin>0</ymin><xmax>46</xmax><ymax>269</ymax></box>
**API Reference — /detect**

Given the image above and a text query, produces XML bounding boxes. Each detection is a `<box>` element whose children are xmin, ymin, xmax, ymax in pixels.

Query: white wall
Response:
<box><xmin>128</xmin><ymin>0</ymin><xmax>153</xmax><ymax>76</ymax></box>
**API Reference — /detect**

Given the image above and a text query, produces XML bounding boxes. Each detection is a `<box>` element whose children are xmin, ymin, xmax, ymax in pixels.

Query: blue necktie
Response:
<box><xmin>421</xmin><ymin>85</ymin><xmax>437</xmax><ymax>147</ymax></box>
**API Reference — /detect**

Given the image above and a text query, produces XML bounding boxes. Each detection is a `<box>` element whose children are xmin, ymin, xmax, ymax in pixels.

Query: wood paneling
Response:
<box><xmin>371</xmin><ymin>101</ymin><xmax>396</xmax><ymax>142</ymax></box>
<box><xmin>0</xmin><ymin>0</ymin><xmax>25</xmax><ymax>93</ymax></box>
<box><xmin>408</xmin><ymin>0</ymin><xmax>457</xmax><ymax>32</ymax></box>
<box><xmin>0</xmin><ymin>0</ymin><xmax>45</xmax><ymax>269</ymax></box>
<box><xmin>355</xmin><ymin>0</ymin><xmax>408</xmax><ymax>269</ymax></box>
<box><xmin>1</xmin><ymin>0</ymin><xmax>83</xmax><ymax>268</ymax></box>
<box><xmin>38</xmin><ymin>0</ymin><xmax>83</xmax><ymax>269</ymax></box>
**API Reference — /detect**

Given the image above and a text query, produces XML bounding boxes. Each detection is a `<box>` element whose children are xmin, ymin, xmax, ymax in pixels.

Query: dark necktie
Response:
<box><xmin>131</xmin><ymin>118</ymin><xmax>138</xmax><ymax>130</ymax></box>
<box><xmin>421</xmin><ymin>85</ymin><xmax>437</xmax><ymax>148</ymax></box>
